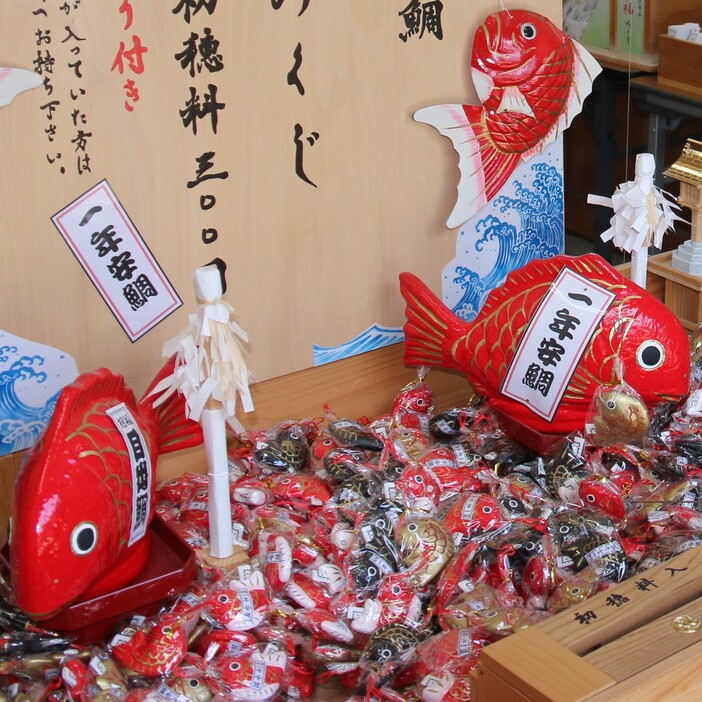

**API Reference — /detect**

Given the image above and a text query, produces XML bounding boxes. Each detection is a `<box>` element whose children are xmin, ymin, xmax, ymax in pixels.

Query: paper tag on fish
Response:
<box><xmin>556</xmin><ymin>555</ymin><xmax>574</xmax><ymax>569</ymax></box>
<box><xmin>237</xmin><ymin>590</ymin><xmax>255</xmax><ymax>624</ymax></box>
<box><xmin>584</xmin><ymin>541</ymin><xmax>622</xmax><ymax>564</ymax></box>
<box><xmin>238</xmin><ymin>563</ymin><xmax>252</xmax><ymax>581</ymax></box>
<box><xmin>685</xmin><ymin>390</ymin><xmax>702</xmax><ymax>417</ymax></box>
<box><xmin>501</xmin><ymin>269</ymin><xmax>616</xmax><ymax>421</ymax></box>
<box><xmin>647</xmin><ymin>510</ymin><xmax>670</xmax><ymax>523</ymax></box>
<box><xmin>383</xmin><ymin>482</ymin><xmax>398</xmax><ymax>500</ymax></box>
<box><xmin>361</xmin><ymin>525</ymin><xmax>375</xmax><ymax>543</ymax></box>
<box><xmin>144</xmin><ymin>683</ymin><xmax>188</xmax><ymax>702</ymax></box>
<box><xmin>226</xmin><ymin>640</ymin><xmax>244</xmax><ymax>655</ymax></box>
<box><xmin>287</xmin><ymin>686</ymin><xmax>302</xmax><ymax>699</ymax></box>
<box><xmin>110</xmin><ymin>626</ymin><xmax>138</xmax><ymax>647</ymax></box>
<box><xmin>89</xmin><ymin>656</ymin><xmax>107</xmax><ymax>675</ymax></box>
<box><xmin>106</xmin><ymin>403</ymin><xmax>152</xmax><ymax>546</ymax></box>
<box><xmin>266</xmin><ymin>550</ymin><xmax>283</xmax><ymax>563</ymax></box>
<box><xmin>458</xmin><ymin>629</ymin><xmax>474</xmax><ymax>656</ymax></box>
<box><xmin>232</xmin><ymin>522</ymin><xmax>246</xmax><ymax>546</ymax></box>
<box><xmin>251</xmin><ymin>659</ymin><xmax>267</xmax><ymax>692</ymax></box>
<box><xmin>369</xmin><ymin>552</ymin><xmax>394</xmax><ymax>574</ymax></box>
<box><xmin>347</xmin><ymin>605</ymin><xmax>365</xmax><ymax>620</ymax></box>
<box><xmin>451</xmin><ymin>444</ymin><xmax>469</xmax><ymax>465</ymax></box>
<box><xmin>460</xmin><ymin>494</ymin><xmax>480</xmax><ymax>521</ymax></box>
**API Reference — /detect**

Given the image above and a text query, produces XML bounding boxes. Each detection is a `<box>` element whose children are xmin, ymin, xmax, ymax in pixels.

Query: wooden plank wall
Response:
<box><xmin>0</xmin><ymin>0</ymin><xmax>559</xmax><ymax>399</ymax></box>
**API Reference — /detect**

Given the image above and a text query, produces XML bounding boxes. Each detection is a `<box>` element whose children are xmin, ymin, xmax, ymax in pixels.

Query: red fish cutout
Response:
<box><xmin>414</xmin><ymin>10</ymin><xmax>601</xmax><ymax>228</ymax></box>
<box><xmin>10</xmin><ymin>358</ymin><xmax>203</xmax><ymax>620</ymax></box>
<box><xmin>400</xmin><ymin>254</ymin><xmax>690</xmax><ymax>440</ymax></box>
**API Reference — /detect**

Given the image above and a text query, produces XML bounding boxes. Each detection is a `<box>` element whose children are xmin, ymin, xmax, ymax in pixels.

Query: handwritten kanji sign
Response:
<box><xmin>51</xmin><ymin>179</ymin><xmax>181</xmax><ymax>341</ymax></box>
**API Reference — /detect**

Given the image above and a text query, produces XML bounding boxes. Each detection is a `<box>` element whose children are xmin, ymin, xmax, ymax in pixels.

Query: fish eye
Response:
<box><xmin>606</xmin><ymin>399</ymin><xmax>617</xmax><ymax>410</ymax></box>
<box><xmin>377</xmin><ymin>647</ymin><xmax>394</xmax><ymax>660</ymax></box>
<box><xmin>391</xmin><ymin>585</ymin><xmax>402</xmax><ymax>594</ymax></box>
<box><xmin>520</xmin><ymin>23</ymin><xmax>537</xmax><ymax>40</ymax></box>
<box><xmin>407</xmin><ymin>523</ymin><xmax>418</xmax><ymax>532</ymax></box>
<box><xmin>70</xmin><ymin>522</ymin><xmax>98</xmax><ymax>556</ymax></box>
<box><xmin>217</xmin><ymin>594</ymin><xmax>230</xmax><ymax>603</ymax></box>
<box><xmin>586</xmin><ymin>493</ymin><xmax>597</xmax><ymax>503</ymax></box>
<box><xmin>188</xmin><ymin>679</ymin><xmax>200</xmax><ymax>688</ymax></box>
<box><xmin>414</xmin><ymin>475</ymin><xmax>424</xmax><ymax>483</ymax></box>
<box><xmin>636</xmin><ymin>340</ymin><xmax>665</xmax><ymax>370</ymax></box>
<box><xmin>482</xmin><ymin>506</ymin><xmax>493</xmax><ymax>514</ymax></box>
<box><xmin>228</xmin><ymin>661</ymin><xmax>241</xmax><ymax>671</ymax></box>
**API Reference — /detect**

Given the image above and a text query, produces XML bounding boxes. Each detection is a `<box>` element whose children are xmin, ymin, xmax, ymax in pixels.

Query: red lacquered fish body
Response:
<box><xmin>10</xmin><ymin>358</ymin><xmax>203</xmax><ymax>620</ymax></box>
<box><xmin>400</xmin><ymin>254</ymin><xmax>690</xmax><ymax>438</ymax></box>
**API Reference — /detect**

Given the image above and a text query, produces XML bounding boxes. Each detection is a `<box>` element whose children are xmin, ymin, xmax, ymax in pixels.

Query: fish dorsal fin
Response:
<box><xmin>40</xmin><ymin>368</ymin><xmax>136</xmax><ymax>447</ymax></box>
<box><xmin>139</xmin><ymin>356</ymin><xmax>204</xmax><ymax>454</ymax></box>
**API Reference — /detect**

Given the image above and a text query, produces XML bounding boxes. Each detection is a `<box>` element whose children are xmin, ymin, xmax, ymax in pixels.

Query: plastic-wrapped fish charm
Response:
<box><xmin>269</xmin><ymin>473</ymin><xmax>332</xmax><ymax>511</ymax></box>
<box><xmin>360</xmin><ymin>622</ymin><xmax>422</xmax><ymax>664</ymax></box>
<box><xmin>442</xmin><ymin>493</ymin><xmax>502</xmax><ymax>545</ymax></box>
<box><xmin>111</xmin><ymin>612</ymin><xmax>195</xmax><ymax>678</ymax></box>
<box><xmin>205</xmin><ymin>570</ymin><xmax>271</xmax><ymax>631</ymax></box>
<box><xmin>211</xmin><ymin>644</ymin><xmax>287</xmax><ymax>702</ymax></box>
<box><xmin>351</xmin><ymin>573</ymin><xmax>426</xmax><ymax>635</ymax></box>
<box><xmin>587</xmin><ymin>384</ymin><xmax>651</xmax><ymax>447</ymax></box>
<box><xmin>396</xmin><ymin>516</ymin><xmax>455</xmax><ymax>587</ymax></box>
<box><xmin>254</xmin><ymin>423</ymin><xmax>310</xmax><ymax>472</ymax></box>
<box><xmin>328</xmin><ymin>417</ymin><xmax>384</xmax><ymax>452</ymax></box>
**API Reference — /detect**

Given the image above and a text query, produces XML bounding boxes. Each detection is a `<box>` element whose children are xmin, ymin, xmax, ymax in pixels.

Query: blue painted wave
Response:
<box><xmin>451</xmin><ymin>162</ymin><xmax>564</xmax><ymax>320</ymax></box>
<box><xmin>0</xmin><ymin>349</ymin><xmax>61</xmax><ymax>455</ymax></box>
<box><xmin>313</xmin><ymin>324</ymin><xmax>404</xmax><ymax>366</ymax></box>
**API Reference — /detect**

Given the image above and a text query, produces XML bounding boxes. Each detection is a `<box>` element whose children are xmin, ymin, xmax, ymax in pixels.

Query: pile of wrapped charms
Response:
<box><xmin>9</xmin><ymin>357</ymin><xmax>702</xmax><ymax>702</ymax></box>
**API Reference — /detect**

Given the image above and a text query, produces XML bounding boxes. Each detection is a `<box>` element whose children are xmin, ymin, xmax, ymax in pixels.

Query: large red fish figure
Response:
<box><xmin>9</xmin><ymin>358</ymin><xmax>203</xmax><ymax>620</ymax></box>
<box><xmin>400</xmin><ymin>254</ymin><xmax>690</xmax><ymax>446</ymax></box>
<box><xmin>414</xmin><ymin>9</ymin><xmax>601</xmax><ymax>228</ymax></box>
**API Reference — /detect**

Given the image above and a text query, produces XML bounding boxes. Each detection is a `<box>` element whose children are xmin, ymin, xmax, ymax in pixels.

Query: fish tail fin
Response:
<box><xmin>414</xmin><ymin>104</ymin><xmax>522</xmax><ymax>228</ymax></box>
<box><xmin>399</xmin><ymin>272</ymin><xmax>467</xmax><ymax>373</ymax></box>
<box><xmin>139</xmin><ymin>356</ymin><xmax>203</xmax><ymax>454</ymax></box>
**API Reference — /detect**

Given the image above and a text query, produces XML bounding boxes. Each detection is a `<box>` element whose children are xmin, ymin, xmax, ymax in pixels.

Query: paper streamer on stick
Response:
<box><xmin>150</xmin><ymin>263</ymin><xmax>254</xmax><ymax>559</ymax></box>
<box><xmin>588</xmin><ymin>153</ymin><xmax>685</xmax><ymax>288</ymax></box>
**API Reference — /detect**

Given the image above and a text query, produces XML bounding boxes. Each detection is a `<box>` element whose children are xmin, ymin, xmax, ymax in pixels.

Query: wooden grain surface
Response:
<box><xmin>0</xmin><ymin>0</ymin><xmax>559</xmax><ymax>399</ymax></box>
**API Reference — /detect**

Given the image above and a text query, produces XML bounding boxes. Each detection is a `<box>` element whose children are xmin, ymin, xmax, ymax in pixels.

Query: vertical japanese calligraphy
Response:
<box><xmin>51</xmin><ymin>180</ymin><xmax>182</xmax><ymax>341</ymax></box>
<box><xmin>274</xmin><ymin>3</ymin><xmax>319</xmax><ymax>188</ymax></box>
<box><xmin>31</xmin><ymin>0</ymin><xmax>91</xmax><ymax>175</ymax></box>
<box><xmin>173</xmin><ymin>0</ymin><xmax>229</xmax><ymax>249</ymax></box>
<box><xmin>500</xmin><ymin>269</ymin><xmax>616</xmax><ymax>421</ymax></box>
<box><xmin>110</xmin><ymin>0</ymin><xmax>148</xmax><ymax>112</ymax></box>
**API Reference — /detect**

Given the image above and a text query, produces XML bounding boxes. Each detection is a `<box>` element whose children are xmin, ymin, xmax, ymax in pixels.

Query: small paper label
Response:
<box><xmin>106</xmin><ymin>402</ymin><xmax>151</xmax><ymax>546</ymax></box>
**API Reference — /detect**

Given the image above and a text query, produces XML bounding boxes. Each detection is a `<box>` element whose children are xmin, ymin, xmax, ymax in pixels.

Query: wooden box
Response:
<box><xmin>471</xmin><ymin>546</ymin><xmax>702</xmax><ymax>702</ymax></box>
<box><xmin>658</xmin><ymin>33</ymin><xmax>702</xmax><ymax>96</ymax></box>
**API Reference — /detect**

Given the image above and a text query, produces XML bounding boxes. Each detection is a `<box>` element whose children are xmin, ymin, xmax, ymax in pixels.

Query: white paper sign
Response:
<box><xmin>51</xmin><ymin>179</ymin><xmax>181</xmax><ymax>341</ymax></box>
<box><xmin>500</xmin><ymin>268</ymin><xmax>615</xmax><ymax>421</ymax></box>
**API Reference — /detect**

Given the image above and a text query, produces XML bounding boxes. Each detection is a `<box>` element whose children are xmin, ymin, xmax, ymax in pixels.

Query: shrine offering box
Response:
<box><xmin>658</xmin><ymin>33</ymin><xmax>702</xmax><ymax>96</ymax></box>
<box><xmin>471</xmin><ymin>546</ymin><xmax>702</xmax><ymax>702</ymax></box>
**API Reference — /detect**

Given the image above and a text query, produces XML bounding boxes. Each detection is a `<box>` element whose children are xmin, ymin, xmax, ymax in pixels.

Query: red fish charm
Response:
<box><xmin>400</xmin><ymin>254</ymin><xmax>690</xmax><ymax>442</ymax></box>
<box><xmin>206</xmin><ymin>570</ymin><xmax>272</xmax><ymax>631</ymax></box>
<box><xmin>112</xmin><ymin>612</ymin><xmax>194</xmax><ymax>677</ymax></box>
<box><xmin>414</xmin><ymin>9</ymin><xmax>601</xmax><ymax>227</ymax></box>
<box><xmin>10</xmin><ymin>359</ymin><xmax>203</xmax><ymax>620</ymax></box>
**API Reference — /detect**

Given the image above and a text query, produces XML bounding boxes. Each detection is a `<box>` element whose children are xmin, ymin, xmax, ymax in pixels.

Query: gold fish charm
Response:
<box><xmin>396</xmin><ymin>516</ymin><xmax>455</xmax><ymax>587</ymax></box>
<box><xmin>587</xmin><ymin>384</ymin><xmax>650</xmax><ymax>447</ymax></box>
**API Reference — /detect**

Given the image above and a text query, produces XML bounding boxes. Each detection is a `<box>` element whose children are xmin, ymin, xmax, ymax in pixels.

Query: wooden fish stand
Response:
<box><xmin>470</xmin><ymin>545</ymin><xmax>702</xmax><ymax>702</ymax></box>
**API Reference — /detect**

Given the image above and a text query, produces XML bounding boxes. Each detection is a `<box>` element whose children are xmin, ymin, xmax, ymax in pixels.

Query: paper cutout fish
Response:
<box><xmin>400</xmin><ymin>253</ymin><xmax>690</xmax><ymax>437</ymax></box>
<box><xmin>414</xmin><ymin>9</ymin><xmax>601</xmax><ymax>228</ymax></box>
<box><xmin>10</xmin><ymin>358</ymin><xmax>203</xmax><ymax>620</ymax></box>
<box><xmin>0</xmin><ymin>67</ymin><xmax>42</xmax><ymax>108</ymax></box>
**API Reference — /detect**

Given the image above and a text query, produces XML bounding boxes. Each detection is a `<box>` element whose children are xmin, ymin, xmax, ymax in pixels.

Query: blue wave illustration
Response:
<box><xmin>313</xmin><ymin>324</ymin><xmax>404</xmax><ymax>366</ymax></box>
<box><xmin>451</xmin><ymin>162</ymin><xmax>564</xmax><ymax>320</ymax></box>
<box><xmin>0</xmin><ymin>349</ymin><xmax>61</xmax><ymax>455</ymax></box>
